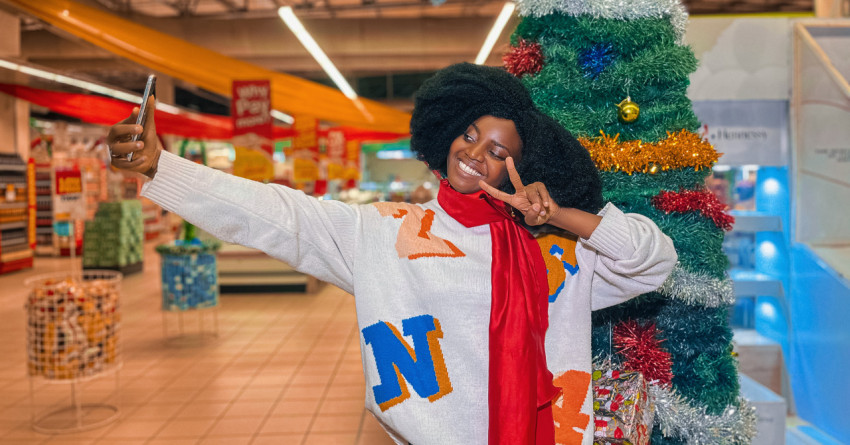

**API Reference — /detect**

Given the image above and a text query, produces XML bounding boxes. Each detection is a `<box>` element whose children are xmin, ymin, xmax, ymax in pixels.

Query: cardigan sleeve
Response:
<box><xmin>577</xmin><ymin>203</ymin><xmax>678</xmax><ymax>311</ymax></box>
<box><xmin>141</xmin><ymin>150</ymin><xmax>357</xmax><ymax>294</ymax></box>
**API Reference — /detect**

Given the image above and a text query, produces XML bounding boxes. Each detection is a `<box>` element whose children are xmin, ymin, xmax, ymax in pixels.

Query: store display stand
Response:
<box><xmin>28</xmin><ymin>369</ymin><xmax>121</xmax><ymax>434</ymax></box>
<box><xmin>157</xmin><ymin>239</ymin><xmax>221</xmax><ymax>344</ymax></box>
<box><xmin>0</xmin><ymin>154</ymin><xmax>35</xmax><ymax>274</ymax></box>
<box><xmin>24</xmin><ymin>269</ymin><xmax>123</xmax><ymax>434</ymax></box>
<box><xmin>161</xmin><ymin>306</ymin><xmax>219</xmax><ymax>344</ymax></box>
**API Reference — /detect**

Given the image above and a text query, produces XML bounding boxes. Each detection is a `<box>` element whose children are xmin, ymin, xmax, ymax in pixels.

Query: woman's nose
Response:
<box><xmin>466</xmin><ymin>143</ymin><xmax>486</xmax><ymax>161</ymax></box>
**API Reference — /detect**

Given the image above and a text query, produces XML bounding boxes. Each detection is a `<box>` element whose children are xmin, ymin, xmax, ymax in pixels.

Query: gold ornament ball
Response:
<box><xmin>618</xmin><ymin>97</ymin><xmax>640</xmax><ymax>123</ymax></box>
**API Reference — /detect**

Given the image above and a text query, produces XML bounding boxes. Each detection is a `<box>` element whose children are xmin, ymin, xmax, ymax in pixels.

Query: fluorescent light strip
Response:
<box><xmin>0</xmin><ymin>58</ymin><xmax>296</xmax><ymax>124</ymax></box>
<box><xmin>1</xmin><ymin>59</ymin><xmax>138</xmax><ymax>103</ymax></box>
<box><xmin>475</xmin><ymin>2</ymin><xmax>516</xmax><ymax>65</ymax></box>
<box><xmin>278</xmin><ymin>6</ymin><xmax>358</xmax><ymax>100</ymax></box>
<box><xmin>271</xmin><ymin>109</ymin><xmax>295</xmax><ymax>124</ymax></box>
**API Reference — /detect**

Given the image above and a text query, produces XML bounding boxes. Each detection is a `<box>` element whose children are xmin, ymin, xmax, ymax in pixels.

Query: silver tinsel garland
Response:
<box><xmin>657</xmin><ymin>264</ymin><xmax>735</xmax><ymax>308</ymax></box>
<box><xmin>515</xmin><ymin>0</ymin><xmax>689</xmax><ymax>44</ymax></box>
<box><xmin>649</xmin><ymin>384</ymin><xmax>758</xmax><ymax>444</ymax></box>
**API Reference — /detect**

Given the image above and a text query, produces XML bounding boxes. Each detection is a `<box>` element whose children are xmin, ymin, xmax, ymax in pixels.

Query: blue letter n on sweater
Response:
<box><xmin>362</xmin><ymin>315</ymin><xmax>453</xmax><ymax>411</ymax></box>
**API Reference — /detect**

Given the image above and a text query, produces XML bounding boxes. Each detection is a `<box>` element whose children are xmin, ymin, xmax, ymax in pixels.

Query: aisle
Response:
<box><xmin>0</xmin><ymin>241</ymin><xmax>393</xmax><ymax>445</ymax></box>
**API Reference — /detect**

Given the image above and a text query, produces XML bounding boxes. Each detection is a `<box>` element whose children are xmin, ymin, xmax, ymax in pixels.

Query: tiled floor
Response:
<box><xmin>0</xmin><ymin>240</ymin><xmax>395</xmax><ymax>445</ymax></box>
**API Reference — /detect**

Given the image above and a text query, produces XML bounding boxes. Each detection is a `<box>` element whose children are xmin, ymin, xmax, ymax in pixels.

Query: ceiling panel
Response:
<box><xmin>92</xmin><ymin>0</ymin><xmax>814</xmax><ymax>18</ymax></box>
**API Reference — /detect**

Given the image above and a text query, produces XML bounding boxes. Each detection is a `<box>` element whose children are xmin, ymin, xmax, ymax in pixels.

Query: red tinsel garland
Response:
<box><xmin>613</xmin><ymin>320</ymin><xmax>673</xmax><ymax>386</ymax></box>
<box><xmin>652</xmin><ymin>189</ymin><xmax>735</xmax><ymax>231</ymax></box>
<box><xmin>503</xmin><ymin>39</ymin><xmax>544</xmax><ymax>78</ymax></box>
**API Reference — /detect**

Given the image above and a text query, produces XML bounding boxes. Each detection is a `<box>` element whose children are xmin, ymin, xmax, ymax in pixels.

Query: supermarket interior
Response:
<box><xmin>0</xmin><ymin>0</ymin><xmax>849</xmax><ymax>444</ymax></box>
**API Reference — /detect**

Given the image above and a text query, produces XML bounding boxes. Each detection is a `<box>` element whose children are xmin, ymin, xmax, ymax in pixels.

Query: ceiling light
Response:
<box><xmin>0</xmin><ymin>58</ymin><xmax>295</xmax><ymax>124</ymax></box>
<box><xmin>278</xmin><ymin>6</ymin><xmax>358</xmax><ymax>100</ymax></box>
<box><xmin>475</xmin><ymin>2</ymin><xmax>516</xmax><ymax>65</ymax></box>
<box><xmin>271</xmin><ymin>109</ymin><xmax>295</xmax><ymax>124</ymax></box>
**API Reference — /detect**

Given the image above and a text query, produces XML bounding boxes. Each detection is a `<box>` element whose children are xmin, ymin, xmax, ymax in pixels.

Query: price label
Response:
<box><xmin>57</xmin><ymin>176</ymin><xmax>82</xmax><ymax>194</ymax></box>
<box><xmin>55</xmin><ymin>169</ymin><xmax>83</xmax><ymax>195</ymax></box>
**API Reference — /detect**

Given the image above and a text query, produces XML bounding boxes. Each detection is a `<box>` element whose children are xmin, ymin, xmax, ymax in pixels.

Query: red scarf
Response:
<box><xmin>437</xmin><ymin>179</ymin><xmax>559</xmax><ymax>444</ymax></box>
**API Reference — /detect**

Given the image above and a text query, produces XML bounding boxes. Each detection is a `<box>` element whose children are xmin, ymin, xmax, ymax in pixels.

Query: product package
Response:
<box><xmin>592</xmin><ymin>368</ymin><xmax>654</xmax><ymax>445</ymax></box>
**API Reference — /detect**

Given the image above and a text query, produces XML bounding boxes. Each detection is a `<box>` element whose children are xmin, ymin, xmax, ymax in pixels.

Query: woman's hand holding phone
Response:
<box><xmin>107</xmin><ymin>94</ymin><xmax>162</xmax><ymax>179</ymax></box>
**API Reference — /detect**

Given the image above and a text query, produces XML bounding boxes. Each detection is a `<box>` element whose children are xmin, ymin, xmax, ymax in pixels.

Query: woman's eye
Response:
<box><xmin>490</xmin><ymin>150</ymin><xmax>506</xmax><ymax>160</ymax></box>
<box><xmin>463</xmin><ymin>133</ymin><xmax>474</xmax><ymax>142</ymax></box>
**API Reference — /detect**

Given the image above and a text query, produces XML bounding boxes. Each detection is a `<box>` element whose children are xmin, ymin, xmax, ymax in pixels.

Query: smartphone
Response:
<box><xmin>129</xmin><ymin>74</ymin><xmax>157</xmax><ymax>161</ymax></box>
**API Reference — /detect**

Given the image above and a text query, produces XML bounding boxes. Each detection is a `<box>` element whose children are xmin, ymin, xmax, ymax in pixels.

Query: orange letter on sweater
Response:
<box><xmin>551</xmin><ymin>370</ymin><xmax>592</xmax><ymax>445</ymax></box>
<box><xmin>373</xmin><ymin>202</ymin><xmax>465</xmax><ymax>260</ymax></box>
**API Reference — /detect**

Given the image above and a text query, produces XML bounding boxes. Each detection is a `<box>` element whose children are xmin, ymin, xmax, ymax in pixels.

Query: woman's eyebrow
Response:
<box><xmin>470</xmin><ymin>123</ymin><xmax>511</xmax><ymax>151</ymax></box>
<box><xmin>491</xmin><ymin>140</ymin><xmax>509</xmax><ymax>150</ymax></box>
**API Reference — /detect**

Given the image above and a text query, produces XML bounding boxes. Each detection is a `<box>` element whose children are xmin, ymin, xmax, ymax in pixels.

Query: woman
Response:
<box><xmin>107</xmin><ymin>63</ymin><xmax>676</xmax><ymax>445</ymax></box>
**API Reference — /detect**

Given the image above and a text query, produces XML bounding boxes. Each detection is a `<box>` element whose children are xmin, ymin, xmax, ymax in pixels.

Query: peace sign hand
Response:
<box><xmin>479</xmin><ymin>157</ymin><xmax>561</xmax><ymax>227</ymax></box>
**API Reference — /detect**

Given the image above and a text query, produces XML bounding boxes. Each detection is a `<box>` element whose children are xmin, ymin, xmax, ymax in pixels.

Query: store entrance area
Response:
<box><xmin>0</xmin><ymin>241</ymin><xmax>393</xmax><ymax>445</ymax></box>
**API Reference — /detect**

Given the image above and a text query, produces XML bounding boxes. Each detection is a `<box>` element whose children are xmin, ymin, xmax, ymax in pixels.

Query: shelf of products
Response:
<box><xmin>33</xmin><ymin>161</ymin><xmax>54</xmax><ymax>255</ymax></box>
<box><xmin>0</xmin><ymin>153</ymin><xmax>34</xmax><ymax>274</ymax></box>
<box><xmin>77</xmin><ymin>157</ymin><xmax>107</xmax><ymax>221</ymax></box>
<box><xmin>31</xmin><ymin>157</ymin><xmax>108</xmax><ymax>256</ymax></box>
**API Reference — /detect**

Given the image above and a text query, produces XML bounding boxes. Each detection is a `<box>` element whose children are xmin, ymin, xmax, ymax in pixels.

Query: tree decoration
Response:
<box><xmin>648</xmin><ymin>385</ymin><xmax>757</xmax><ymax>445</ymax></box>
<box><xmin>578</xmin><ymin>43</ymin><xmax>617</xmax><ymax>79</ymax></box>
<box><xmin>503</xmin><ymin>39</ymin><xmax>545</xmax><ymax>78</ymax></box>
<box><xmin>511</xmin><ymin>14</ymin><xmax>700</xmax><ymax>143</ymax></box>
<box><xmin>580</xmin><ymin>130</ymin><xmax>719</xmax><ymax>175</ymax></box>
<box><xmin>657</xmin><ymin>265</ymin><xmax>735</xmax><ymax>308</ymax></box>
<box><xmin>617</xmin><ymin>97</ymin><xmax>641</xmax><ymax>123</ymax></box>
<box><xmin>613</xmin><ymin>320</ymin><xmax>673</xmax><ymax>385</ymax></box>
<box><xmin>512</xmin><ymin>0</ymin><xmax>754</xmax><ymax>441</ymax></box>
<box><xmin>652</xmin><ymin>189</ymin><xmax>735</xmax><ymax>231</ymax></box>
<box><xmin>515</xmin><ymin>0</ymin><xmax>689</xmax><ymax>44</ymax></box>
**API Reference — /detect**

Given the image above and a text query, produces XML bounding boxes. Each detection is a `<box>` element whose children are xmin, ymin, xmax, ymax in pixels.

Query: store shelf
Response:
<box><xmin>1</xmin><ymin>250</ymin><xmax>33</xmax><ymax>262</ymax></box>
<box><xmin>729</xmin><ymin>210</ymin><xmax>783</xmax><ymax>233</ymax></box>
<box><xmin>217</xmin><ymin>242</ymin><xmax>317</xmax><ymax>293</ymax></box>
<box><xmin>739</xmin><ymin>373</ymin><xmax>786</xmax><ymax>444</ymax></box>
<box><xmin>730</xmin><ymin>268</ymin><xmax>784</xmax><ymax>298</ymax></box>
<box><xmin>0</xmin><ymin>202</ymin><xmax>27</xmax><ymax>210</ymax></box>
<box><xmin>0</xmin><ymin>221</ymin><xmax>26</xmax><ymax>231</ymax></box>
<box><xmin>0</xmin><ymin>164</ymin><xmax>27</xmax><ymax>172</ymax></box>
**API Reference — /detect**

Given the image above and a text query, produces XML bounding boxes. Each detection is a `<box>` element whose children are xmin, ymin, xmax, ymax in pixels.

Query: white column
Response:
<box><xmin>815</xmin><ymin>0</ymin><xmax>848</xmax><ymax>17</ymax></box>
<box><xmin>0</xmin><ymin>9</ymin><xmax>29</xmax><ymax>160</ymax></box>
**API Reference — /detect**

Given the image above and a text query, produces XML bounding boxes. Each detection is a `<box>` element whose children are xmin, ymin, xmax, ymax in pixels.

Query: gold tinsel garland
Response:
<box><xmin>579</xmin><ymin>130</ymin><xmax>720</xmax><ymax>174</ymax></box>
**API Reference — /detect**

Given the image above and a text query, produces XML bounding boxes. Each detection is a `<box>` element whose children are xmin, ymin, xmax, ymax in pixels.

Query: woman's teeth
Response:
<box><xmin>459</xmin><ymin>160</ymin><xmax>483</xmax><ymax>177</ymax></box>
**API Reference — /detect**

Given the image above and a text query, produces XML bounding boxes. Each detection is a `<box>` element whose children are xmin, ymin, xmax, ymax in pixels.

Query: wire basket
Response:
<box><xmin>24</xmin><ymin>270</ymin><xmax>122</xmax><ymax>381</ymax></box>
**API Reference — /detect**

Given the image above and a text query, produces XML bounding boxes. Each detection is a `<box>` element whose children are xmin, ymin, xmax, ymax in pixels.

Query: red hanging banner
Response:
<box><xmin>344</xmin><ymin>140</ymin><xmax>362</xmax><ymax>189</ymax></box>
<box><xmin>327</xmin><ymin>130</ymin><xmax>346</xmax><ymax>181</ymax></box>
<box><xmin>292</xmin><ymin>116</ymin><xmax>320</xmax><ymax>184</ymax></box>
<box><xmin>231</xmin><ymin>80</ymin><xmax>274</xmax><ymax>181</ymax></box>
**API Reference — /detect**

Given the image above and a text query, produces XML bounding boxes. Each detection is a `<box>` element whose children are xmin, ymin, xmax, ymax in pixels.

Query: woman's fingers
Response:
<box><xmin>110</xmin><ymin>154</ymin><xmax>149</xmax><ymax>170</ymax></box>
<box><xmin>505</xmin><ymin>157</ymin><xmax>525</xmax><ymax>193</ymax></box>
<box><xmin>524</xmin><ymin>184</ymin><xmax>544</xmax><ymax>215</ymax></box>
<box><xmin>537</xmin><ymin>184</ymin><xmax>553</xmax><ymax>215</ymax></box>
<box><xmin>478</xmin><ymin>180</ymin><xmax>513</xmax><ymax>203</ymax></box>
<box><xmin>108</xmin><ymin>141</ymin><xmax>142</xmax><ymax>159</ymax></box>
<box><xmin>106</xmin><ymin>123</ymin><xmax>141</xmax><ymax>145</ymax></box>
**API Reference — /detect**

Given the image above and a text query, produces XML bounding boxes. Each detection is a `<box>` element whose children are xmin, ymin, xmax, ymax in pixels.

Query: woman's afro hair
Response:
<box><xmin>410</xmin><ymin>62</ymin><xmax>603</xmax><ymax>214</ymax></box>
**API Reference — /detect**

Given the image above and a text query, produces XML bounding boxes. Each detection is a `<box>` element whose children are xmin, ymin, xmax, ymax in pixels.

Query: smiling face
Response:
<box><xmin>446</xmin><ymin>115</ymin><xmax>523</xmax><ymax>194</ymax></box>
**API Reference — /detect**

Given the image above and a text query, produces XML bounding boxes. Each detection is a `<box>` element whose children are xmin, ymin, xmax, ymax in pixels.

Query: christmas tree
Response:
<box><xmin>504</xmin><ymin>0</ymin><xmax>757</xmax><ymax>443</ymax></box>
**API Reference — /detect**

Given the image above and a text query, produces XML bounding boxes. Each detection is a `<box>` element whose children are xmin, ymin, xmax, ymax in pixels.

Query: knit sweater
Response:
<box><xmin>142</xmin><ymin>151</ymin><xmax>677</xmax><ymax>445</ymax></box>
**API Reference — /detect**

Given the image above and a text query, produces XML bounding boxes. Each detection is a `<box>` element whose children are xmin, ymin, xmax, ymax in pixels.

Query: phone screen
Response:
<box><xmin>129</xmin><ymin>74</ymin><xmax>156</xmax><ymax>161</ymax></box>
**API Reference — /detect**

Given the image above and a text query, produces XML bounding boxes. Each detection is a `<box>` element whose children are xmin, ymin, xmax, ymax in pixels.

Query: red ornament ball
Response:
<box><xmin>503</xmin><ymin>39</ymin><xmax>544</xmax><ymax>78</ymax></box>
